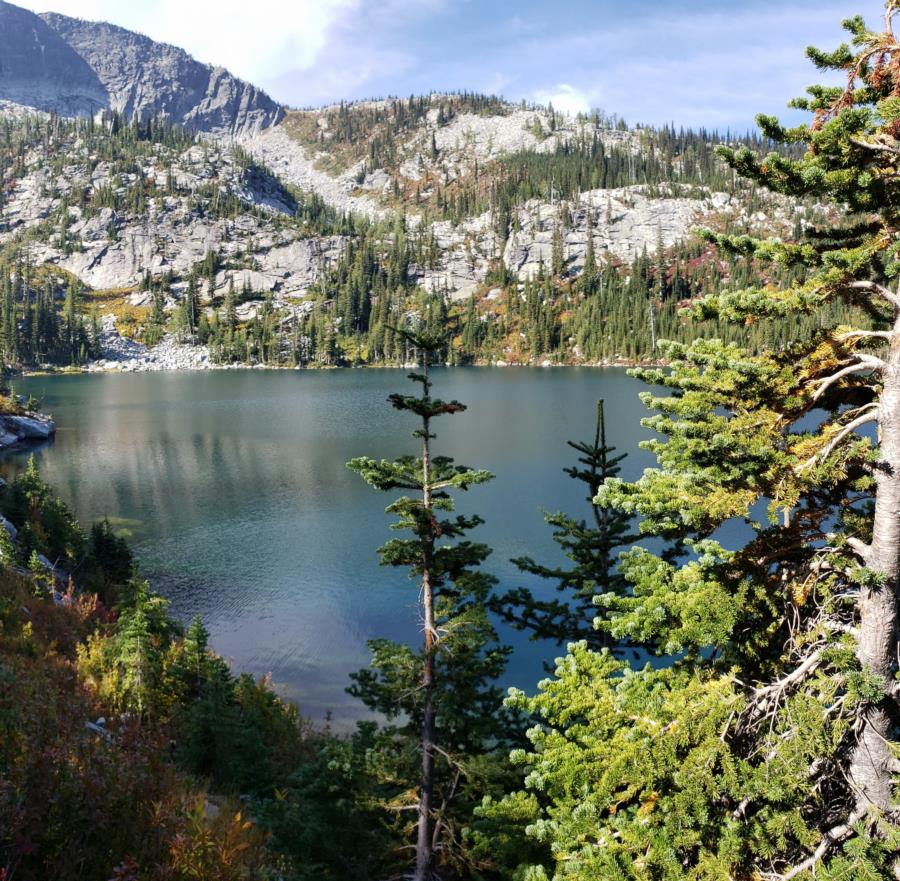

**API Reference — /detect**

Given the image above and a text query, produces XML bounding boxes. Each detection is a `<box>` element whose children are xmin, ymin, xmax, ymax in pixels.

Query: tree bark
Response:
<box><xmin>414</xmin><ymin>357</ymin><xmax>436</xmax><ymax>881</ymax></box>
<box><xmin>850</xmin><ymin>315</ymin><xmax>900</xmax><ymax>813</ymax></box>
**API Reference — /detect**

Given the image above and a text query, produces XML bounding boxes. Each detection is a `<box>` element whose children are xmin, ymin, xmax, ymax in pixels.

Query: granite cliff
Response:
<box><xmin>0</xmin><ymin>1</ymin><xmax>282</xmax><ymax>135</ymax></box>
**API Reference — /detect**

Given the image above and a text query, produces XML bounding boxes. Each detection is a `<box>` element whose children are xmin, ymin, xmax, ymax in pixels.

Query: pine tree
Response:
<box><xmin>581</xmin><ymin>207</ymin><xmax>599</xmax><ymax>293</ymax></box>
<box><xmin>115</xmin><ymin>589</ymin><xmax>158</xmax><ymax>717</ymax></box>
<box><xmin>491</xmin><ymin>400</ymin><xmax>636</xmax><ymax>652</ymax></box>
<box><xmin>62</xmin><ymin>280</ymin><xmax>78</xmax><ymax>364</ymax></box>
<box><xmin>183</xmin><ymin>276</ymin><xmax>199</xmax><ymax>335</ymax></box>
<box><xmin>144</xmin><ymin>287</ymin><xmax>167</xmax><ymax>347</ymax></box>
<box><xmin>176</xmin><ymin>657</ymin><xmax>242</xmax><ymax>777</ymax></box>
<box><xmin>27</xmin><ymin>549</ymin><xmax>51</xmax><ymax>596</ymax></box>
<box><xmin>223</xmin><ymin>277</ymin><xmax>237</xmax><ymax>331</ymax></box>
<box><xmin>89</xmin><ymin>305</ymin><xmax>102</xmax><ymax>357</ymax></box>
<box><xmin>485</xmin><ymin>7</ymin><xmax>900</xmax><ymax>879</ymax></box>
<box><xmin>0</xmin><ymin>520</ymin><xmax>15</xmax><ymax>566</ymax></box>
<box><xmin>348</xmin><ymin>330</ymin><xmax>510</xmax><ymax>880</ymax></box>
<box><xmin>181</xmin><ymin>615</ymin><xmax>210</xmax><ymax>694</ymax></box>
<box><xmin>551</xmin><ymin>225</ymin><xmax>565</xmax><ymax>278</ymax></box>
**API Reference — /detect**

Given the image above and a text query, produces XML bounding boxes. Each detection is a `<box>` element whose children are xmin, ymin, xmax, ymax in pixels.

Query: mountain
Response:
<box><xmin>0</xmin><ymin>1</ymin><xmax>107</xmax><ymax>116</ymax></box>
<box><xmin>238</xmin><ymin>97</ymin><xmax>772</xmax><ymax>299</ymax></box>
<box><xmin>40</xmin><ymin>11</ymin><xmax>283</xmax><ymax>136</ymax></box>
<box><xmin>0</xmin><ymin>0</ymin><xmax>282</xmax><ymax>135</ymax></box>
<box><xmin>0</xmin><ymin>6</ymin><xmax>811</xmax><ymax>370</ymax></box>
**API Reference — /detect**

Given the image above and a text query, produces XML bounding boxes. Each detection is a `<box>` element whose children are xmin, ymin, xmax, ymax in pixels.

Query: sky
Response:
<box><xmin>14</xmin><ymin>0</ymin><xmax>890</xmax><ymax>130</ymax></box>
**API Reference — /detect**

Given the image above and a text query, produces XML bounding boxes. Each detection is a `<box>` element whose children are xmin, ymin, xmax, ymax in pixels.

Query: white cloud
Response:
<box><xmin>533</xmin><ymin>83</ymin><xmax>597</xmax><ymax>116</ymax></box>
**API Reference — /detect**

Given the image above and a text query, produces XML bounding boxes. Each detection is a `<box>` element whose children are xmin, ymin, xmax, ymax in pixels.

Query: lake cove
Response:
<box><xmin>9</xmin><ymin>367</ymin><xmax>657</xmax><ymax>723</ymax></box>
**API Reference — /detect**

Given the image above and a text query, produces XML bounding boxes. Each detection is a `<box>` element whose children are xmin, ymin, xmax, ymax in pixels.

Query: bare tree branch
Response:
<box><xmin>812</xmin><ymin>359</ymin><xmax>885</xmax><ymax>402</ymax></box>
<box><xmin>760</xmin><ymin>807</ymin><xmax>867</xmax><ymax>881</ymax></box>
<box><xmin>842</xmin><ymin>279</ymin><xmax>900</xmax><ymax>309</ymax></box>
<box><xmin>849</xmin><ymin>137</ymin><xmax>900</xmax><ymax>156</ymax></box>
<box><xmin>836</xmin><ymin>329</ymin><xmax>894</xmax><ymax>342</ymax></box>
<box><xmin>846</xmin><ymin>536</ymin><xmax>872</xmax><ymax>563</ymax></box>
<box><xmin>750</xmin><ymin>648</ymin><xmax>824</xmax><ymax>703</ymax></box>
<box><xmin>732</xmin><ymin>796</ymin><xmax>751</xmax><ymax>821</ymax></box>
<box><xmin>798</xmin><ymin>411</ymin><xmax>879</xmax><ymax>471</ymax></box>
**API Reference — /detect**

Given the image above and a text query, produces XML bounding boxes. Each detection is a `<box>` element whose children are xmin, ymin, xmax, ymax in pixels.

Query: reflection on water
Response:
<box><xmin>9</xmin><ymin>368</ymin><xmax>656</xmax><ymax>723</ymax></box>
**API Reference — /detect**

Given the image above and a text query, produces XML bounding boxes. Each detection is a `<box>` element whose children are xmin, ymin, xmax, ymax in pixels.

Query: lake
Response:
<box><xmin>8</xmin><ymin>367</ymin><xmax>657</xmax><ymax>724</ymax></box>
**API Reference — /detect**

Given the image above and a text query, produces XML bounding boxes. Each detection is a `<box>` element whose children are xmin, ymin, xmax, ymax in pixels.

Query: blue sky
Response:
<box><xmin>17</xmin><ymin>0</ymin><xmax>888</xmax><ymax>129</ymax></box>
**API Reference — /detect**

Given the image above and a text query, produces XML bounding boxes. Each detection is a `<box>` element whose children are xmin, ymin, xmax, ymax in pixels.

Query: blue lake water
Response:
<box><xmin>10</xmin><ymin>367</ymin><xmax>658</xmax><ymax>724</ymax></box>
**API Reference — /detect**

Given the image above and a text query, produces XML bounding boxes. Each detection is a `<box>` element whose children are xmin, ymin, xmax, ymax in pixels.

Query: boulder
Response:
<box><xmin>2</xmin><ymin>415</ymin><xmax>55</xmax><ymax>440</ymax></box>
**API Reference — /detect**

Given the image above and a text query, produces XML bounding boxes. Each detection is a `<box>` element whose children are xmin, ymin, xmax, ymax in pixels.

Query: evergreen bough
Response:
<box><xmin>485</xmin><ymin>7</ymin><xmax>900</xmax><ymax>879</ymax></box>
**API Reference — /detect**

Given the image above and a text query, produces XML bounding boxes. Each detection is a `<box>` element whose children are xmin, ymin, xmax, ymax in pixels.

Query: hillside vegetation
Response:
<box><xmin>0</xmin><ymin>98</ymin><xmax>829</xmax><ymax>370</ymax></box>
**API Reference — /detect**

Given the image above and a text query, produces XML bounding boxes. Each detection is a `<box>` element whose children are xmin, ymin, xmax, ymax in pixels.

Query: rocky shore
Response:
<box><xmin>0</xmin><ymin>409</ymin><xmax>55</xmax><ymax>451</ymax></box>
<box><xmin>86</xmin><ymin>315</ymin><xmax>213</xmax><ymax>372</ymax></box>
<box><xmin>81</xmin><ymin>315</ymin><xmax>659</xmax><ymax>374</ymax></box>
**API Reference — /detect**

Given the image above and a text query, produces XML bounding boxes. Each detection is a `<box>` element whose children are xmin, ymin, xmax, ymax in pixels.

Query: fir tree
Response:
<box><xmin>491</xmin><ymin>400</ymin><xmax>636</xmax><ymax>652</ymax></box>
<box><xmin>0</xmin><ymin>520</ymin><xmax>15</xmax><ymax>567</ymax></box>
<box><xmin>551</xmin><ymin>226</ymin><xmax>565</xmax><ymax>278</ymax></box>
<box><xmin>144</xmin><ymin>287</ymin><xmax>167</xmax><ymax>347</ymax></box>
<box><xmin>178</xmin><ymin>615</ymin><xmax>210</xmax><ymax>696</ymax></box>
<box><xmin>581</xmin><ymin>207</ymin><xmax>599</xmax><ymax>293</ymax></box>
<box><xmin>348</xmin><ymin>330</ymin><xmax>511</xmax><ymax>881</ymax></box>
<box><xmin>113</xmin><ymin>582</ymin><xmax>170</xmax><ymax>718</ymax></box>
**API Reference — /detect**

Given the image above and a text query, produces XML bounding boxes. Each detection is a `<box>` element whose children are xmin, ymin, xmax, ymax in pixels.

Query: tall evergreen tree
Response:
<box><xmin>491</xmin><ymin>400</ymin><xmax>636</xmax><ymax>651</ymax></box>
<box><xmin>348</xmin><ymin>330</ymin><xmax>511</xmax><ymax>880</ymax></box>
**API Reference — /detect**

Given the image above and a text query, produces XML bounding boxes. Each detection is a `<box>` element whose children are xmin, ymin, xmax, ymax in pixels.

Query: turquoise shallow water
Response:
<box><xmin>9</xmin><ymin>367</ymin><xmax>656</xmax><ymax>724</ymax></box>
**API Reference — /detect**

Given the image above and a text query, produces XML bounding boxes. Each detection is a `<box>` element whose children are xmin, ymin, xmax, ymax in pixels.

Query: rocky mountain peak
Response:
<box><xmin>40</xmin><ymin>11</ymin><xmax>284</xmax><ymax>136</ymax></box>
<box><xmin>0</xmin><ymin>1</ymin><xmax>108</xmax><ymax>115</ymax></box>
<box><xmin>0</xmin><ymin>1</ymin><xmax>283</xmax><ymax>135</ymax></box>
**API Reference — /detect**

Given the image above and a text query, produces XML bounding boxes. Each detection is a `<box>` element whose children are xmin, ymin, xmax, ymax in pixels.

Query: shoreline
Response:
<box><xmin>19</xmin><ymin>357</ymin><xmax>665</xmax><ymax>378</ymax></box>
<box><xmin>18</xmin><ymin>319</ymin><xmax>667</xmax><ymax>376</ymax></box>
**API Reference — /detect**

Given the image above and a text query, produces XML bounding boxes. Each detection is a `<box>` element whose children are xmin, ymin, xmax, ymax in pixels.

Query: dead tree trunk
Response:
<box><xmin>850</xmin><ymin>313</ymin><xmax>900</xmax><ymax>813</ymax></box>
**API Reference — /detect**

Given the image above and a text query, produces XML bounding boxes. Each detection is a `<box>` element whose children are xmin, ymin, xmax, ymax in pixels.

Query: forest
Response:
<box><xmin>0</xmin><ymin>89</ymin><xmax>818</xmax><ymax>372</ymax></box>
<box><xmin>3</xmin><ymin>6</ymin><xmax>900</xmax><ymax>881</ymax></box>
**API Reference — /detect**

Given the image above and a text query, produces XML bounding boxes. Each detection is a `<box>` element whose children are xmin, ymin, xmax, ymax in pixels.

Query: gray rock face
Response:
<box><xmin>36</xmin><ymin>214</ymin><xmax>343</xmax><ymax>294</ymax></box>
<box><xmin>0</xmin><ymin>1</ymin><xmax>283</xmax><ymax>135</ymax></box>
<box><xmin>240</xmin><ymin>126</ymin><xmax>384</xmax><ymax>219</ymax></box>
<box><xmin>0</xmin><ymin>134</ymin><xmax>343</xmax><ymax>294</ymax></box>
<box><xmin>5</xmin><ymin>414</ymin><xmax>55</xmax><ymax>439</ymax></box>
<box><xmin>0</xmin><ymin>413</ymin><xmax>55</xmax><ymax>443</ymax></box>
<box><xmin>409</xmin><ymin>187</ymin><xmax>740</xmax><ymax>300</ymax></box>
<box><xmin>40</xmin><ymin>11</ymin><xmax>283</xmax><ymax>135</ymax></box>
<box><xmin>0</xmin><ymin>1</ymin><xmax>108</xmax><ymax>115</ymax></box>
<box><xmin>502</xmin><ymin>188</ymin><xmax>736</xmax><ymax>279</ymax></box>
